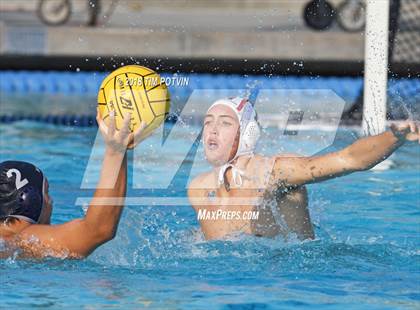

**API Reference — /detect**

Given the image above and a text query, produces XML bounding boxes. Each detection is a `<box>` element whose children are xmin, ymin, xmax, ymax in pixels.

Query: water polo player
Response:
<box><xmin>0</xmin><ymin>110</ymin><xmax>146</xmax><ymax>258</ymax></box>
<box><xmin>188</xmin><ymin>97</ymin><xmax>420</xmax><ymax>240</ymax></box>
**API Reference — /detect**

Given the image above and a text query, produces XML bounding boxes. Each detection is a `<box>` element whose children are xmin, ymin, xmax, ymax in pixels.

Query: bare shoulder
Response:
<box><xmin>187</xmin><ymin>171</ymin><xmax>215</xmax><ymax>211</ymax></box>
<box><xmin>270</xmin><ymin>153</ymin><xmax>305</xmax><ymax>172</ymax></box>
<box><xmin>188</xmin><ymin>171</ymin><xmax>213</xmax><ymax>190</ymax></box>
<box><xmin>247</xmin><ymin>153</ymin><xmax>277</xmax><ymax>172</ymax></box>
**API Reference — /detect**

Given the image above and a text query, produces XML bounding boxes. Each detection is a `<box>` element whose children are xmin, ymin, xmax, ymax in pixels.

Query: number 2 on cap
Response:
<box><xmin>6</xmin><ymin>169</ymin><xmax>29</xmax><ymax>190</ymax></box>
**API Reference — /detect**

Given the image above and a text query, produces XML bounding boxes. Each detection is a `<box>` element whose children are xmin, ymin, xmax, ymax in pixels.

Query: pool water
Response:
<box><xmin>0</xmin><ymin>120</ymin><xmax>419</xmax><ymax>309</ymax></box>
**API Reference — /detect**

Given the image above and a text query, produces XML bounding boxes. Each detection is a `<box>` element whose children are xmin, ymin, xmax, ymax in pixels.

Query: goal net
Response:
<box><xmin>345</xmin><ymin>0</ymin><xmax>420</xmax><ymax>122</ymax></box>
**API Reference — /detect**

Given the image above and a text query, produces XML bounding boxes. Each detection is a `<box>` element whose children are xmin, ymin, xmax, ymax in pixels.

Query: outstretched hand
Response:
<box><xmin>390</xmin><ymin>120</ymin><xmax>420</xmax><ymax>144</ymax></box>
<box><xmin>96</xmin><ymin>108</ymin><xmax>147</xmax><ymax>153</ymax></box>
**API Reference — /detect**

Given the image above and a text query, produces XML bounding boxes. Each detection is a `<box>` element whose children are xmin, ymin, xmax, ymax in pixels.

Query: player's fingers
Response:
<box><xmin>108</xmin><ymin>110</ymin><xmax>116</xmax><ymax>135</ymax></box>
<box><xmin>96</xmin><ymin>107</ymin><xmax>102</xmax><ymax>124</ymax></box>
<box><xmin>409</xmin><ymin>121</ymin><xmax>416</xmax><ymax>133</ymax></box>
<box><xmin>117</xmin><ymin>113</ymin><xmax>131</xmax><ymax>137</ymax></box>
<box><xmin>98</xmin><ymin>119</ymin><xmax>109</xmax><ymax>136</ymax></box>
<box><xmin>400</xmin><ymin>121</ymin><xmax>411</xmax><ymax>134</ymax></box>
<box><xmin>127</xmin><ymin>132</ymin><xmax>135</xmax><ymax>146</ymax></box>
<box><xmin>134</xmin><ymin>122</ymin><xmax>147</xmax><ymax>138</ymax></box>
<box><xmin>121</xmin><ymin>112</ymin><xmax>132</xmax><ymax>134</ymax></box>
<box><xmin>96</xmin><ymin>108</ymin><xmax>109</xmax><ymax>135</ymax></box>
<box><xmin>390</xmin><ymin>122</ymin><xmax>397</xmax><ymax>131</ymax></box>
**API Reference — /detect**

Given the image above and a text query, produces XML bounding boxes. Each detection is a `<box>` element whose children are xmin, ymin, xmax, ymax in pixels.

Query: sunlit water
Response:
<box><xmin>0</xmin><ymin>119</ymin><xmax>419</xmax><ymax>309</ymax></box>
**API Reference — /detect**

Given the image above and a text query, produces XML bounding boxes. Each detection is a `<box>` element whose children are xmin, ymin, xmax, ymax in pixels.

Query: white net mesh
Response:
<box><xmin>388</xmin><ymin>0</ymin><xmax>420</xmax><ymax>119</ymax></box>
<box><xmin>346</xmin><ymin>0</ymin><xmax>420</xmax><ymax>121</ymax></box>
<box><xmin>392</xmin><ymin>0</ymin><xmax>420</xmax><ymax>64</ymax></box>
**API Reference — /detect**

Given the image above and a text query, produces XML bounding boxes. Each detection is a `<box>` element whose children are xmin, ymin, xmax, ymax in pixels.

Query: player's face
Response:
<box><xmin>203</xmin><ymin>105</ymin><xmax>240</xmax><ymax>166</ymax></box>
<box><xmin>38</xmin><ymin>178</ymin><xmax>53</xmax><ymax>224</ymax></box>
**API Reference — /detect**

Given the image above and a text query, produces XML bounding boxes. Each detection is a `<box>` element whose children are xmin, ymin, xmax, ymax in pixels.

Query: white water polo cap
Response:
<box><xmin>207</xmin><ymin>96</ymin><xmax>261</xmax><ymax>160</ymax></box>
<box><xmin>207</xmin><ymin>97</ymin><xmax>261</xmax><ymax>189</ymax></box>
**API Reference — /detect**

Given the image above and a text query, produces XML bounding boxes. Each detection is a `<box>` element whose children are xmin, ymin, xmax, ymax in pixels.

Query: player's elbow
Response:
<box><xmin>95</xmin><ymin>225</ymin><xmax>117</xmax><ymax>243</ymax></box>
<box><xmin>74</xmin><ymin>228</ymin><xmax>115</xmax><ymax>259</ymax></box>
<box><xmin>103</xmin><ymin>230</ymin><xmax>117</xmax><ymax>242</ymax></box>
<box><xmin>62</xmin><ymin>220</ymin><xmax>117</xmax><ymax>259</ymax></box>
<box><xmin>83</xmin><ymin>221</ymin><xmax>118</xmax><ymax>245</ymax></box>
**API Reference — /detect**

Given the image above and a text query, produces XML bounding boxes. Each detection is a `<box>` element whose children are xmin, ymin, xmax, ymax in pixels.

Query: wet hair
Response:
<box><xmin>0</xmin><ymin>161</ymin><xmax>45</xmax><ymax>224</ymax></box>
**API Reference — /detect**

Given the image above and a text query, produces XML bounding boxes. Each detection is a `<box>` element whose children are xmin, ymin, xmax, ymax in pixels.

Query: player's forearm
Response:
<box><xmin>345</xmin><ymin>130</ymin><xmax>403</xmax><ymax>170</ymax></box>
<box><xmin>85</xmin><ymin>149</ymin><xmax>127</xmax><ymax>239</ymax></box>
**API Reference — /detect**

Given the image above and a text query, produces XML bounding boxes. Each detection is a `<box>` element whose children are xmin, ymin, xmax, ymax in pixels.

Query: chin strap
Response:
<box><xmin>217</xmin><ymin>153</ymin><xmax>253</xmax><ymax>189</ymax></box>
<box><xmin>218</xmin><ymin>163</ymin><xmax>245</xmax><ymax>188</ymax></box>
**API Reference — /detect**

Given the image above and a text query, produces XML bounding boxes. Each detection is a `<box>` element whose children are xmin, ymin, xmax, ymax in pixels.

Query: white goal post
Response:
<box><xmin>362</xmin><ymin>0</ymin><xmax>390</xmax><ymax>136</ymax></box>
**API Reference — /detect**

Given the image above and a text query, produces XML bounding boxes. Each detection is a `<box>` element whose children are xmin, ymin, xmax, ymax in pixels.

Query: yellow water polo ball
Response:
<box><xmin>97</xmin><ymin>65</ymin><xmax>171</xmax><ymax>139</ymax></box>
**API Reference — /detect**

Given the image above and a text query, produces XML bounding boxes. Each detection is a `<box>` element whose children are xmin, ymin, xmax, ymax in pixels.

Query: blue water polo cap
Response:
<box><xmin>0</xmin><ymin>161</ymin><xmax>45</xmax><ymax>224</ymax></box>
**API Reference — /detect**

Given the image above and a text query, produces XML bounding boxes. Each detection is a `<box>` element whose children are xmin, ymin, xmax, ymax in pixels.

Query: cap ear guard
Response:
<box><xmin>245</xmin><ymin>120</ymin><xmax>261</xmax><ymax>147</ymax></box>
<box><xmin>15</xmin><ymin>185</ymin><xmax>43</xmax><ymax>221</ymax></box>
<box><xmin>236</xmin><ymin>102</ymin><xmax>260</xmax><ymax>157</ymax></box>
<box><xmin>238</xmin><ymin>119</ymin><xmax>261</xmax><ymax>155</ymax></box>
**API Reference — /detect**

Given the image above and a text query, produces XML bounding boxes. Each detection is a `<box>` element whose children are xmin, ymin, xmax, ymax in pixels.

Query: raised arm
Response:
<box><xmin>17</xmin><ymin>110</ymin><xmax>146</xmax><ymax>258</ymax></box>
<box><xmin>272</xmin><ymin>121</ymin><xmax>419</xmax><ymax>187</ymax></box>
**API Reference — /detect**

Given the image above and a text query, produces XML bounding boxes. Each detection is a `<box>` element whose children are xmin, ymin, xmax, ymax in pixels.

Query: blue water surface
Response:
<box><xmin>0</xmin><ymin>118</ymin><xmax>419</xmax><ymax>309</ymax></box>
